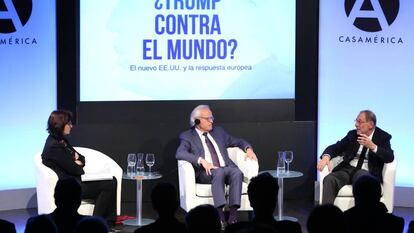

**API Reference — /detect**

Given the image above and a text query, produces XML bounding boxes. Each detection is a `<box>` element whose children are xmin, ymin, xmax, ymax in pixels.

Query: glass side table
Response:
<box><xmin>122</xmin><ymin>172</ymin><xmax>162</xmax><ymax>226</ymax></box>
<box><xmin>259</xmin><ymin>170</ymin><xmax>303</xmax><ymax>221</ymax></box>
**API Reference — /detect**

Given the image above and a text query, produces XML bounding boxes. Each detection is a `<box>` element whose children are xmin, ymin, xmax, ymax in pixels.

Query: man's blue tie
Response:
<box><xmin>203</xmin><ymin>132</ymin><xmax>221</xmax><ymax>167</ymax></box>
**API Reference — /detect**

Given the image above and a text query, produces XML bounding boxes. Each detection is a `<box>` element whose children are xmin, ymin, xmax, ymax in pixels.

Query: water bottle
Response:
<box><xmin>136</xmin><ymin>153</ymin><xmax>145</xmax><ymax>175</ymax></box>
<box><xmin>276</xmin><ymin>151</ymin><xmax>286</xmax><ymax>176</ymax></box>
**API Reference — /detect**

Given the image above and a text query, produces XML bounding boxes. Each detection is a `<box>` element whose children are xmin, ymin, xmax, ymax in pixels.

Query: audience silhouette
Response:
<box><xmin>408</xmin><ymin>220</ymin><xmax>414</xmax><ymax>233</ymax></box>
<box><xmin>3</xmin><ymin>172</ymin><xmax>414</xmax><ymax>233</ymax></box>
<box><xmin>134</xmin><ymin>182</ymin><xmax>186</xmax><ymax>233</ymax></box>
<box><xmin>344</xmin><ymin>175</ymin><xmax>404</xmax><ymax>233</ymax></box>
<box><xmin>75</xmin><ymin>216</ymin><xmax>109</xmax><ymax>233</ymax></box>
<box><xmin>25</xmin><ymin>214</ymin><xmax>57</xmax><ymax>233</ymax></box>
<box><xmin>0</xmin><ymin>219</ymin><xmax>16</xmax><ymax>233</ymax></box>
<box><xmin>48</xmin><ymin>177</ymin><xmax>86</xmax><ymax>233</ymax></box>
<box><xmin>307</xmin><ymin>204</ymin><xmax>345</xmax><ymax>233</ymax></box>
<box><xmin>186</xmin><ymin>204</ymin><xmax>221</xmax><ymax>233</ymax></box>
<box><xmin>226</xmin><ymin>172</ymin><xmax>301</xmax><ymax>233</ymax></box>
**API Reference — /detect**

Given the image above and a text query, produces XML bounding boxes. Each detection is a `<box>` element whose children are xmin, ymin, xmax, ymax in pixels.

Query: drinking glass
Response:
<box><xmin>127</xmin><ymin>153</ymin><xmax>136</xmax><ymax>177</ymax></box>
<box><xmin>146</xmin><ymin>153</ymin><xmax>155</xmax><ymax>175</ymax></box>
<box><xmin>276</xmin><ymin>151</ymin><xmax>286</xmax><ymax>176</ymax></box>
<box><xmin>136</xmin><ymin>153</ymin><xmax>145</xmax><ymax>174</ymax></box>
<box><xmin>284</xmin><ymin>151</ymin><xmax>294</xmax><ymax>174</ymax></box>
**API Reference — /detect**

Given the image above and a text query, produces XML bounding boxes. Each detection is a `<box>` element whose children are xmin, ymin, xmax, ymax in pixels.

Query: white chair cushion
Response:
<box><xmin>337</xmin><ymin>184</ymin><xmax>384</xmax><ymax>197</ymax></box>
<box><xmin>195</xmin><ymin>182</ymin><xmax>248</xmax><ymax>197</ymax></box>
<box><xmin>337</xmin><ymin>185</ymin><xmax>353</xmax><ymax>197</ymax></box>
<box><xmin>195</xmin><ymin>184</ymin><xmax>214</xmax><ymax>197</ymax></box>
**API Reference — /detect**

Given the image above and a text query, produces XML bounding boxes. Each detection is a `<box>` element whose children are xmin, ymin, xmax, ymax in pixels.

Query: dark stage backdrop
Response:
<box><xmin>76</xmin><ymin>100</ymin><xmax>294</xmax><ymax>124</ymax></box>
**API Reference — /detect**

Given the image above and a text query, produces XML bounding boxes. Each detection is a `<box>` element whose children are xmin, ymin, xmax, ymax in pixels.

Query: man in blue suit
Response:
<box><xmin>176</xmin><ymin>105</ymin><xmax>258</xmax><ymax>226</ymax></box>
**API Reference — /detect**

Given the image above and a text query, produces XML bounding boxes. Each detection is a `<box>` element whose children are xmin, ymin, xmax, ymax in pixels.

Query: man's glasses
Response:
<box><xmin>354</xmin><ymin>119</ymin><xmax>368</xmax><ymax>124</ymax></box>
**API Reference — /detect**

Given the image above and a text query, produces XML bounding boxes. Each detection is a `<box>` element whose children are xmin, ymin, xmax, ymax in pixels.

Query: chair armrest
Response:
<box><xmin>177</xmin><ymin>160</ymin><xmax>197</xmax><ymax>211</ymax></box>
<box><xmin>383</xmin><ymin>160</ymin><xmax>397</xmax><ymax>190</ymax></box>
<box><xmin>382</xmin><ymin>159</ymin><xmax>397</xmax><ymax>212</ymax></box>
<box><xmin>178</xmin><ymin>160</ymin><xmax>196</xmax><ymax>193</ymax></box>
<box><xmin>318</xmin><ymin>156</ymin><xmax>342</xmax><ymax>204</ymax></box>
<box><xmin>320</xmin><ymin>165</ymin><xmax>330</xmax><ymax>179</ymax></box>
<box><xmin>319</xmin><ymin>156</ymin><xmax>343</xmax><ymax>179</ymax></box>
<box><xmin>74</xmin><ymin>147</ymin><xmax>123</xmax><ymax>215</ymax></box>
<box><xmin>227</xmin><ymin>147</ymin><xmax>259</xmax><ymax>182</ymax></box>
<box><xmin>34</xmin><ymin>153</ymin><xmax>58</xmax><ymax>214</ymax></box>
<box><xmin>319</xmin><ymin>165</ymin><xmax>329</xmax><ymax>204</ymax></box>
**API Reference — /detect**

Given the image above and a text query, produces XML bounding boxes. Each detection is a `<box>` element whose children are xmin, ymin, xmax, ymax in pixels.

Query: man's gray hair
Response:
<box><xmin>360</xmin><ymin>110</ymin><xmax>377</xmax><ymax>126</ymax></box>
<box><xmin>189</xmin><ymin>105</ymin><xmax>211</xmax><ymax>127</ymax></box>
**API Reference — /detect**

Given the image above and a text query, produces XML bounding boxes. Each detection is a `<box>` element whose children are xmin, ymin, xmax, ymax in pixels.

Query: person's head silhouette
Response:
<box><xmin>186</xmin><ymin>204</ymin><xmax>221</xmax><ymax>233</ymax></box>
<box><xmin>408</xmin><ymin>220</ymin><xmax>414</xmax><ymax>233</ymax></box>
<box><xmin>353</xmin><ymin>175</ymin><xmax>381</xmax><ymax>206</ymax></box>
<box><xmin>307</xmin><ymin>204</ymin><xmax>344</xmax><ymax>233</ymax></box>
<box><xmin>247</xmin><ymin>172</ymin><xmax>278</xmax><ymax>216</ymax></box>
<box><xmin>151</xmin><ymin>182</ymin><xmax>179</xmax><ymax>218</ymax></box>
<box><xmin>75</xmin><ymin>216</ymin><xmax>108</xmax><ymax>233</ymax></box>
<box><xmin>0</xmin><ymin>219</ymin><xmax>16</xmax><ymax>233</ymax></box>
<box><xmin>54</xmin><ymin>177</ymin><xmax>82</xmax><ymax>212</ymax></box>
<box><xmin>25</xmin><ymin>214</ymin><xmax>57</xmax><ymax>233</ymax></box>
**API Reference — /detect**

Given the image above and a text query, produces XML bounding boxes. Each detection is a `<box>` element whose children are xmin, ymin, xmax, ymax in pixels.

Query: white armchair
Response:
<box><xmin>34</xmin><ymin>147</ymin><xmax>123</xmax><ymax>215</ymax></box>
<box><xmin>177</xmin><ymin>147</ymin><xmax>259</xmax><ymax>212</ymax></box>
<box><xmin>319</xmin><ymin>156</ymin><xmax>397</xmax><ymax>213</ymax></box>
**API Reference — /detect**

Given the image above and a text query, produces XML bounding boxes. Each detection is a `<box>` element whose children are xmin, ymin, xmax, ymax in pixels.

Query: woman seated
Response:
<box><xmin>41</xmin><ymin>110</ymin><xmax>117</xmax><ymax>228</ymax></box>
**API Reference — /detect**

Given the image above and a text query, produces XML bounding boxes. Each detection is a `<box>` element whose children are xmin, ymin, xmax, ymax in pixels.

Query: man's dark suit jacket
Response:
<box><xmin>176</xmin><ymin>126</ymin><xmax>251</xmax><ymax>179</ymax></box>
<box><xmin>322</xmin><ymin>127</ymin><xmax>394</xmax><ymax>182</ymax></box>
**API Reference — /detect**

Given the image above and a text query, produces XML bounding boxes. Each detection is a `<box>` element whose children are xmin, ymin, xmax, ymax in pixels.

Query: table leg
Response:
<box><xmin>137</xmin><ymin>178</ymin><xmax>142</xmax><ymax>226</ymax></box>
<box><xmin>122</xmin><ymin>178</ymin><xmax>155</xmax><ymax>226</ymax></box>
<box><xmin>276</xmin><ymin>177</ymin><xmax>298</xmax><ymax>222</ymax></box>
<box><xmin>278</xmin><ymin>177</ymin><xmax>284</xmax><ymax>221</ymax></box>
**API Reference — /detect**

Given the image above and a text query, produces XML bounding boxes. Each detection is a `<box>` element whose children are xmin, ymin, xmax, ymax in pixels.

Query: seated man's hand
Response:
<box><xmin>200</xmin><ymin>158</ymin><xmax>218</xmax><ymax>176</ymax></box>
<box><xmin>245</xmin><ymin>148</ymin><xmax>258</xmax><ymax>161</ymax></box>
<box><xmin>317</xmin><ymin>155</ymin><xmax>330</xmax><ymax>171</ymax></box>
<box><xmin>74</xmin><ymin>160</ymin><xmax>84</xmax><ymax>166</ymax></box>
<box><xmin>357</xmin><ymin>133</ymin><xmax>377</xmax><ymax>151</ymax></box>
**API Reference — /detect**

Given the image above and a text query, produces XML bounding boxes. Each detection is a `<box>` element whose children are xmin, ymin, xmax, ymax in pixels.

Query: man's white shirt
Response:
<box><xmin>195</xmin><ymin>128</ymin><xmax>226</xmax><ymax>167</ymax></box>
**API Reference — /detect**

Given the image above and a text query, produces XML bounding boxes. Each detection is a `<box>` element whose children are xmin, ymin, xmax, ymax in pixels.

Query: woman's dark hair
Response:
<box><xmin>47</xmin><ymin>110</ymin><xmax>73</xmax><ymax>137</ymax></box>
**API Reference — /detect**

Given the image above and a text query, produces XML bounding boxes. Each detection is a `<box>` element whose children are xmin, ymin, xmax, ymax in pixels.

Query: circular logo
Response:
<box><xmin>0</xmin><ymin>0</ymin><xmax>33</xmax><ymax>34</ymax></box>
<box><xmin>345</xmin><ymin>0</ymin><xmax>399</xmax><ymax>32</ymax></box>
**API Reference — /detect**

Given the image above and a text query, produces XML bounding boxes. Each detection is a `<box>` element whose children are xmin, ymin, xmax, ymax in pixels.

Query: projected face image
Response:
<box><xmin>196</xmin><ymin>108</ymin><xmax>214</xmax><ymax>132</ymax></box>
